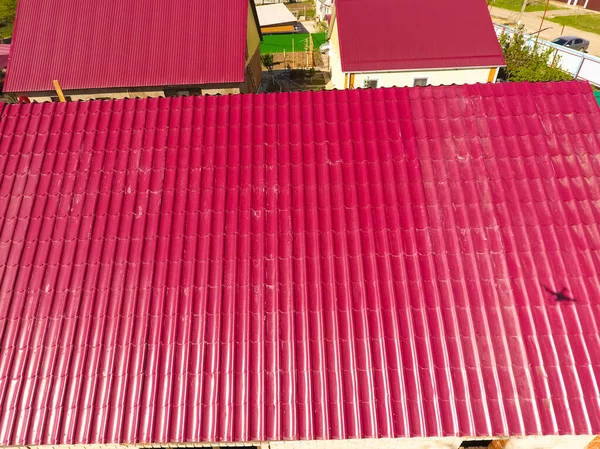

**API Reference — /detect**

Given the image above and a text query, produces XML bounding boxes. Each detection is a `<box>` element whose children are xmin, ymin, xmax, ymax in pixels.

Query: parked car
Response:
<box><xmin>551</xmin><ymin>36</ymin><xmax>590</xmax><ymax>52</ymax></box>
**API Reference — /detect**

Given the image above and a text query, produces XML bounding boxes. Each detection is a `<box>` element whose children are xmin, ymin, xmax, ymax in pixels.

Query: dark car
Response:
<box><xmin>552</xmin><ymin>36</ymin><xmax>590</xmax><ymax>52</ymax></box>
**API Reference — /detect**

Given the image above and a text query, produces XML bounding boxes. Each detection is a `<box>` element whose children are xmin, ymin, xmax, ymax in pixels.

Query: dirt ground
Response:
<box><xmin>262</xmin><ymin>69</ymin><xmax>328</xmax><ymax>92</ymax></box>
<box><xmin>271</xmin><ymin>50</ymin><xmax>327</xmax><ymax>70</ymax></box>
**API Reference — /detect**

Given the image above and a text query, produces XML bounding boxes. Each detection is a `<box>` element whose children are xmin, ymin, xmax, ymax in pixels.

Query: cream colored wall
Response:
<box><xmin>23</xmin><ymin>86</ymin><xmax>242</xmax><ymax>102</ymax></box>
<box><xmin>4</xmin><ymin>436</ymin><xmax>597</xmax><ymax>449</ymax></box>
<box><xmin>328</xmin><ymin>18</ymin><xmax>346</xmax><ymax>89</ymax></box>
<box><xmin>24</xmin><ymin>88</ymin><xmax>167</xmax><ymax>102</ymax></box>
<box><xmin>351</xmin><ymin>67</ymin><xmax>493</xmax><ymax>88</ymax></box>
<box><xmin>330</xmin><ymin>64</ymin><xmax>494</xmax><ymax>90</ymax></box>
<box><xmin>328</xmin><ymin>14</ymin><xmax>496</xmax><ymax>90</ymax></box>
<box><xmin>246</xmin><ymin>0</ymin><xmax>261</xmax><ymax>67</ymax></box>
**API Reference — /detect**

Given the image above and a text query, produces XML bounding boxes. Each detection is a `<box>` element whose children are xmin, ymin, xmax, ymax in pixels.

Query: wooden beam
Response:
<box><xmin>52</xmin><ymin>80</ymin><xmax>66</xmax><ymax>102</ymax></box>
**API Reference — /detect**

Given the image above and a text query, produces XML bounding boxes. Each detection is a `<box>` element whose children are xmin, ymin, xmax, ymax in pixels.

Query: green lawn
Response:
<box><xmin>261</xmin><ymin>33</ymin><xmax>327</xmax><ymax>54</ymax></box>
<box><xmin>548</xmin><ymin>14</ymin><xmax>600</xmax><ymax>34</ymax></box>
<box><xmin>0</xmin><ymin>0</ymin><xmax>14</xmax><ymax>38</ymax></box>
<box><xmin>490</xmin><ymin>0</ymin><xmax>561</xmax><ymax>12</ymax></box>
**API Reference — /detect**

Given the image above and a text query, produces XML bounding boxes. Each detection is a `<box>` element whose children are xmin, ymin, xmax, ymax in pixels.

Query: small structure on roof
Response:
<box><xmin>325</xmin><ymin>0</ymin><xmax>505</xmax><ymax>89</ymax></box>
<box><xmin>4</xmin><ymin>0</ymin><xmax>263</xmax><ymax>101</ymax></box>
<box><xmin>256</xmin><ymin>3</ymin><xmax>298</xmax><ymax>34</ymax></box>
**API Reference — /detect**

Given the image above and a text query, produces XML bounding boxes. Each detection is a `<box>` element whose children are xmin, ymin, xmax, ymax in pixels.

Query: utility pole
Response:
<box><xmin>517</xmin><ymin>0</ymin><xmax>527</xmax><ymax>25</ymax></box>
<box><xmin>535</xmin><ymin>0</ymin><xmax>551</xmax><ymax>42</ymax></box>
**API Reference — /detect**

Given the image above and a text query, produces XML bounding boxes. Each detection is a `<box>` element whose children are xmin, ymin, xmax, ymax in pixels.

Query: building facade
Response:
<box><xmin>326</xmin><ymin>0</ymin><xmax>504</xmax><ymax>90</ymax></box>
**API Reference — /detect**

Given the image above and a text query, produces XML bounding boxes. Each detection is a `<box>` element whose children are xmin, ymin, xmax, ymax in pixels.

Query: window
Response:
<box><xmin>413</xmin><ymin>77</ymin><xmax>429</xmax><ymax>87</ymax></box>
<box><xmin>50</xmin><ymin>96</ymin><xmax>72</xmax><ymax>102</ymax></box>
<box><xmin>363</xmin><ymin>78</ymin><xmax>379</xmax><ymax>89</ymax></box>
<box><xmin>459</xmin><ymin>439</ymin><xmax>508</xmax><ymax>449</ymax></box>
<box><xmin>164</xmin><ymin>89</ymin><xmax>191</xmax><ymax>97</ymax></box>
<box><xmin>459</xmin><ymin>440</ymin><xmax>493</xmax><ymax>449</ymax></box>
<box><xmin>574</xmin><ymin>39</ymin><xmax>583</xmax><ymax>44</ymax></box>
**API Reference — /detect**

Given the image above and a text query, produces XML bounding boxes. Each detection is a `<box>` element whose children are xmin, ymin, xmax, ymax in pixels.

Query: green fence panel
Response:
<box><xmin>260</xmin><ymin>32</ymin><xmax>328</xmax><ymax>54</ymax></box>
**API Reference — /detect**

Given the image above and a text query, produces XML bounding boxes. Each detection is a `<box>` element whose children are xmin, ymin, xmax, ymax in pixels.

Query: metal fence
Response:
<box><xmin>494</xmin><ymin>23</ymin><xmax>600</xmax><ymax>87</ymax></box>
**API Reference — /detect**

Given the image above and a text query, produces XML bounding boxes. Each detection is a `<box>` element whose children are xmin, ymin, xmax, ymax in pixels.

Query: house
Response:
<box><xmin>559</xmin><ymin>0</ymin><xmax>600</xmax><ymax>11</ymax></box>
<box><xmin>326</xmin><ymin>0</ymin><xmax>505</xmax><ymax>89</ymax></box>
<box><xmin>0</xmin><ymin>81</ymin><xmax>599</xmax><ymax>449</ymax></box>
<box><xmin>256</xmin><ymin>3</ymin><xmax>298</xmax><ymax>34</ymax></box>
<box><xmin>315</xmin><ymin>0</ymin><xmax>333</xmax><ymax>21</ymax></box>
<box><xmin>3</xmin><ymin>0</ymin><xmax>262</xmax><ymax>101</ymax></box>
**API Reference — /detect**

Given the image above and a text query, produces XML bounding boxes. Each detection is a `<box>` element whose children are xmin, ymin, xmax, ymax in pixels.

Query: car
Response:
<box><xmin>551</xmin><ymin>36</ymin><xmax>590</xmax><ymax>52</ymax></box>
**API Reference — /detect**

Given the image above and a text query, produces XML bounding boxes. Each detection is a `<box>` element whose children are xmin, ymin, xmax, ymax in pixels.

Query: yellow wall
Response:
<box><xmin>328</xmin><ymin>15</ymin><xmax>346</xmax><ymax>90</ymax></box>
<box><xmin>247</xmin><ymin>1</ymin><xmax>261</xmax><ymax>67</ymax></box>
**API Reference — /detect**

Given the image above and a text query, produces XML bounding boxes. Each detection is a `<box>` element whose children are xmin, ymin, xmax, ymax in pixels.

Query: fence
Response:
<box><xmin>494</xmin><ymin>23</ymin><xmax>600</xmax><ymax>86</ymax></box>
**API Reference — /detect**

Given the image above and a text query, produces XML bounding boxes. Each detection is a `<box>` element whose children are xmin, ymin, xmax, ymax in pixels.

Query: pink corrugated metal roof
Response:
<box><xmin>4</xmin><ymin>0</ymin><xmax>249</xmax><ymax>92</ymax></box>
<box><xmin>0</xmin><ymin>81</ymin><xmax>600</xmax><ymax>445</ymax></box>
<box><xmin>0</xmin><ymin>44</ymin><xmax>9</xmax><ymax>69</ymax></box>
<box><xmin>334</xmin><ymin>0</ymin><xmax>505</xmax><ymax>72</ymax></box>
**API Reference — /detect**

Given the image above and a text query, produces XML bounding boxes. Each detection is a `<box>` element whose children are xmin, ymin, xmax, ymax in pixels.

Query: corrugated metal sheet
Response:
<box><xmin>4</xmin><ymin>0</ymin><xmax>249</xmax><ymax>92</ymax></box>
<box><xmin>0</xmin><ymin>81</ymin><xmax>599</xmax><ymax>446</ymax></box>
<box><xmin>335</xmin><ymin>0</ymin><xmax>505</xmax><ymax>72</ymax></box>
<box><xmin>256</xmin><ymin>4</ymin><xmax>297</xmax><ymax>27</ymax></box>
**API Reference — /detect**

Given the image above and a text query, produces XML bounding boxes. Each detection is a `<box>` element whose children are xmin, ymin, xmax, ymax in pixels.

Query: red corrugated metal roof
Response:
<box><xmin>4</xmin><ymin>0</ymin><xmax>249</xmax><ymax>93</ymax></box>
<box><xmin>334</xmin><ymin>0</ymin><xmax>505</xmax><ymax>72</ymax></box>
<box><xmin>0</xmin><ymin>81</ymin><xmax>600</xmax><ymax>445</ymax></box>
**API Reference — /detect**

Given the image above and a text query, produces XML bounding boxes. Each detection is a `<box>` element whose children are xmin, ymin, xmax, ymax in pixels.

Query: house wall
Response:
<box><xmin>327</xmin><ymin>12</ymin><xmax>498</xmax><ymax>90</ymax></box>
<box><xmin>328</xmin><ymin>17</ymin><xmax>346</xmax><ymax>89</ymax></box>
<box><xmin>350</xmin><ymin>67</ymin><xmax>494</xmax><ymax>89</ymax></box>
<box><xmin>557</xmin><ymin>0</ymin><xmax>600</xmax><ymax>10</ymax></box>
<box><xmin>247</xmin><ymin>0</ymin><xmax>261</xmax><ymax>65</ymax></box>
<box><xmin>20</xmin><ymin>84</ymin><xmax>242</xmax><ymax>102</ymax></box>
<box><xmin>3</xmin><ymin>436</ymin><xmax>598</xmax><ymax>449</ymax></box>
<box><xmin>242</xmin><ymin>46</ymin><xmax>262</xmax><ymax>93</ymax></box>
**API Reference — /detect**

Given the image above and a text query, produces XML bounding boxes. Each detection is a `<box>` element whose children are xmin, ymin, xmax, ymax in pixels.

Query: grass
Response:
<box><xmin>260</xmin><ymin>32</ymin><xmax>327</xmax><ymax>54</ymax></box>
<box><xmin>548</xmin><ymin>14</ymin><xmax>600</xmax><ymax>34</ymax></box>
<box><xmin>490</xmin><ymin>0</ymin><xmax>561</xmax><ymax>12</ymax></box>
<box><xmin>0</xmin><ymin>0</ymin><xmax>14</xmax><ymax>38</ymax></box>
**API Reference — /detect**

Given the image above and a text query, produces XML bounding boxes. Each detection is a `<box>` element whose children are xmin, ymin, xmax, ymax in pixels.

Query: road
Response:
<box><xmin>490</xmin><ymin>2</ymin><xmax>600</xmax><ymax>56</ymax></box>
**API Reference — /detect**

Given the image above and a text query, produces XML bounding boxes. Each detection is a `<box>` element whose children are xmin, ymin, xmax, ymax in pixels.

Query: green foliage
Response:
<box><xmin>0</xmin><ymin>0</ymin><xmax>16</xmax><ymax>36</ymax></box>
<box><xmin>498</xmin><ymin>31</ymin><xmax>571</xmax><ymax>82</ymax></box>
<box><xmin>1</xmin><ymin>0</ymin><xmax>15</xmax><ymax>22</ymax></box>
<box><xmin>261</xmin><ymin>53</ymin><xmax>277</xmax><ymax>73</ymax></box>
<box><xmin>314</xmin><ymin>20</ymin><xmax>328</xmax><ymax>33</ymax></box>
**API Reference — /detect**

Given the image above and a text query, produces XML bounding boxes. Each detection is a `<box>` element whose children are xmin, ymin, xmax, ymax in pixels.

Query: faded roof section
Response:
<box><xmin>256</xmin><ymin>3</ymin><xmax>297</xmax><ymax>27</ymax></box>
<box><xmin>0</xmin><ymin>82</ymin><xmax>599</xmax><ymax>445</ymax></box>
<box><xmin>4</xmin><ymin>0</ymin><xmax>250</xmax><ymax>92</ymax></box>
<box><xmin>334</xmin><ymin>0</ymin><xmax>505</xmax><ymax>72</ymax></box>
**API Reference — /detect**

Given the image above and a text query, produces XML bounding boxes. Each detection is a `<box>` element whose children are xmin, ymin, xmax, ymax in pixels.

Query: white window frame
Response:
<box><xmin>413</xmin><ymin>77</ymin><xmax>429</xmax><ymax>87</ymax></box>
<box><xmin>363</xmin><ymin>77</ymin><xmax>380</xmax><ymax>89</ymax></box>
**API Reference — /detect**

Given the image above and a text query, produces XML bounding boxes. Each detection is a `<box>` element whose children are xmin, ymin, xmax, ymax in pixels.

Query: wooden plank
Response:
<box><xmin>52</xmin><ymin>80</ymin><xmax>66</xmax><ymax>102</ymax></box>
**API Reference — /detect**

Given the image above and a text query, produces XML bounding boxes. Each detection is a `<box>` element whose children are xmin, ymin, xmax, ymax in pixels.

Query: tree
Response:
<box><xmin>498</xmin><ymin>31</ymin><xmax>571</xmax><ymax>82</ymax></box>
<box><xmin>261</xmin><ymin>53</ymin><xmax>277</xmax><ymax>73</ymax></box>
